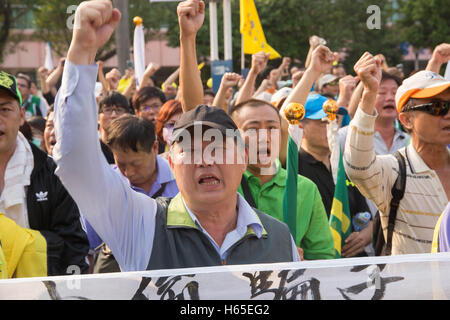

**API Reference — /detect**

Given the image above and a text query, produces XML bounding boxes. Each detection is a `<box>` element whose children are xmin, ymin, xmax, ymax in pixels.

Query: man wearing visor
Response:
<box><xmin>344</xmin><ymin>50</ymin><xmax>450</xmax><ymax>255</ymax></box>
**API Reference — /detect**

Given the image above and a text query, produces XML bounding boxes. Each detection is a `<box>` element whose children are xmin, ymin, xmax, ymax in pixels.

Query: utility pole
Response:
<box><xmin>113</xmin><ymin>0</ymin><xmax>130</xmax><ymax>74</ymax></box>
<box><xmin>209</xmin><ymin>0</ymin><xmax>219</xmax><ymax>62</ymax></box>
<box><xmin>223</xmin><ymin>0</ymin><xmax>232</xmax><ymax>62</ymax></box>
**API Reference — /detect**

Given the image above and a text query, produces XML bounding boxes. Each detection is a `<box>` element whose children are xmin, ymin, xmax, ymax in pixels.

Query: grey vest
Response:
<box><xmin>147</xmin><ymin>197</ymin><xmax>294</xmax><ymax>270</ymax></box>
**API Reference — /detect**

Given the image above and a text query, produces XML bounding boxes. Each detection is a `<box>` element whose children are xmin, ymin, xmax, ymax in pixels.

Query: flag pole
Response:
<box><xmin>241</xmin><ymin>33</ymin><xmax>245</xmax><ymax>72</ymax></box>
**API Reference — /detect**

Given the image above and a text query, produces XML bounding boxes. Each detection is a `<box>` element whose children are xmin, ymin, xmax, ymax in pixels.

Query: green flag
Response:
<box><xmin>329</xmin><ymin>150</ymin><xmax>352</xmax><ymax>258</ymax></box>
<box><xmin>283</xmin><ymin>128</ymin><xmax>301</xmax><ymax>242</ymax></box>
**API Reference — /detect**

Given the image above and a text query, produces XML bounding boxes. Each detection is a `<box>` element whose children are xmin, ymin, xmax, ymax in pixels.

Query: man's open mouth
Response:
<box><xmin>198</xmin><ymin>174</ymin><xmax>221</xmax><ymax>186</ymax></box>
<box><xmin>383</xmin><ymin>105</ymin><xmax>396</xmax><ymax>110</ymax></box>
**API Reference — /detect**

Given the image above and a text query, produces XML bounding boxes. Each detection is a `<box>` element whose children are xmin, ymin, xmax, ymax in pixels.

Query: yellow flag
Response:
<box><xmin>240</xmin><ymin>0</ymin><xmax>281</xmax><ymax>59</ymax></box>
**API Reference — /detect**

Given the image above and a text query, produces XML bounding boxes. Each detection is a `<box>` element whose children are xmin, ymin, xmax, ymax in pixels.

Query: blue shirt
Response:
<box><xmin>83</xmin><ymin>155</ymin><xmax>179</xmax><ymax>250</ymax></box>
<box><xmin>53</xmin><ymin>62</ymin><xmax>300</xmax><ymax>271</ymax></box>
<box><xmin>128</xmin><ymin>156</ymin><xmax>178</xmax><ymax>197</ymax></box>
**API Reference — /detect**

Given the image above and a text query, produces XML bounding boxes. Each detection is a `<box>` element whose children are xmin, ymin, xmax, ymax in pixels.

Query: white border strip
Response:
<box><xmin>2</xmin><ymin>252</ymin><xmax>450</xmax><ymax>284</ymax></box>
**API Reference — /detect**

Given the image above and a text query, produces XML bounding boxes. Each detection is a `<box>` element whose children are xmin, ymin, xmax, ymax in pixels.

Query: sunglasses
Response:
<box><xmin>403</xmin><ymin>100</ymin><xmax>450</xmax><ymax>116</ymax></box>
<box><xmin>324</xmin><ymin>81</ymin><xmax>339</xmax><ymax>87</ymax></box>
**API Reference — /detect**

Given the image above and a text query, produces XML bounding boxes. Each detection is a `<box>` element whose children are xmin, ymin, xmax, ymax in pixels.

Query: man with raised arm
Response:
<box><xmin>344</xmin><ymin>51</ymin><xmax>450</xmax><ymax>255</ymax></box>
<box><xmin>53</xmin><ymin>0</ymin><xmax>300</xmax><ymax>272</ymax></box>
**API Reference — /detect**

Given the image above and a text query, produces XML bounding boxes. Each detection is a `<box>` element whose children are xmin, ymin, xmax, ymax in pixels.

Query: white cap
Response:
<box><xmin>395</xmin><ymin>70</ymin><xmax>450</xmax><ymax>112</ymax></box>
<box><xmin>317</xmin><ymin>74</ymin><xmax>338</xmax><ymax>91</ymax></box>
<box><xmin>270</xmin><ymin>87</ymin><xmax>293</xmax><ymax>107</ymax></box>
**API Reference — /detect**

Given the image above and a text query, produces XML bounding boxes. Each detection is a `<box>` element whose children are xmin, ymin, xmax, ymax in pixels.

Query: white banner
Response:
<box><xmin>44</xmin><ymin>42</ymin><xmax>54</xmax><ymax>71</ymax></box>
<box><xmin>1</xmin><ymin>253</ymin><xmax>450</xmax><ymax>300</ymax></box>
<box><xmin>133</xmin><ymin>23</ymin><xmax>146</xmax><ymax>88</ymax></box>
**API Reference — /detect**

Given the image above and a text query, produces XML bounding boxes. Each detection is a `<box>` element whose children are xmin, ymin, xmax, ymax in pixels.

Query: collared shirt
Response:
<box><xmin>53</xmin><ymin>61</ymin><xmax>299</xmax><ymax>272</ymax></box>
<box><xmin>182</xmin><ymin>194</ymin><xmax>300</xmax><ymax>261</ymax></box>
<box><xmin>238</xmin><ymin>160</ymin><xmax>335</xmax><ymax>260</ymax></box>
<box><xmin>338</xmin><ymin>123</ymin><xmax>410</xmax><ymax>156</ymax></box>
<box><xmin>0</xmin><ymin>132</ymin><xmax>34</xmax><ymax>228</ymax></box>
<box><xmin>344</xmin><ymin>107</ymin><xmax>449</xmax><ymax>255</ymax></box>
<box><xmin>129</xmin><ymin>156</ymin><xmax>178</xmax><ymax>198</ymax></box>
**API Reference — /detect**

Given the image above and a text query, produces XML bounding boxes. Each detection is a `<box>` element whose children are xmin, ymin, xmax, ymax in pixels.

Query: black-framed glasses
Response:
<box><xmin>101</xmin><ymin>106</ymin><xmax>127</xmax><ymax>115</ymax></box>
<box><xmin>140</xmin><ymin>104</ymin><xmax>162</xmax><ymax>112</ymax></box>
<box><xmin>403</xmin><ymin>100</ymin><xmax>450</xmax><ymax>116</ymax></box>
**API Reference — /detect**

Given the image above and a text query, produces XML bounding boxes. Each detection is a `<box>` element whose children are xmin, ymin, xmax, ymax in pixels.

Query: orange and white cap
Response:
<box><xmin>396</xmin><ymin>70</ymin><xmax>450</xmax><ymax>113</ymax></box>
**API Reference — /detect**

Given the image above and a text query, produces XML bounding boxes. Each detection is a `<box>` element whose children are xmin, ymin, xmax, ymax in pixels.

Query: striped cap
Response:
<box><xmin>396</xmin><ymin>70</ymin><xmax>450</xmax><ymax>113</ymax></box>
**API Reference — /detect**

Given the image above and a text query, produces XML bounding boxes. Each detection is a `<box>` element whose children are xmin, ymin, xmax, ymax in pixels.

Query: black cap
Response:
<box><xmin>0</xmin><ymin>71</ymin><xmax>22</xmax><ymax>105</ymax></box>
<box><xmin>171</xmin><ymin>105</ymin><xmax>241</xmax><ymax>144</ymax></box>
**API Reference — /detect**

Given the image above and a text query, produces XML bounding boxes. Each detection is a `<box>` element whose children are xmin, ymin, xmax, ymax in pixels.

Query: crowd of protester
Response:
<box><xmin>0</xmin><ymin>0</ymin><xmax>449</xmax><ymax>279</ymax></box>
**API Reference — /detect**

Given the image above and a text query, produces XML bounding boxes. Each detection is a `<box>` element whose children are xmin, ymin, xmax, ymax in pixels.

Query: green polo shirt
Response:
<box><xmin>238</xmin><ymin>160</ymin><xmax>334</xmax><ymax>260</ymax></box>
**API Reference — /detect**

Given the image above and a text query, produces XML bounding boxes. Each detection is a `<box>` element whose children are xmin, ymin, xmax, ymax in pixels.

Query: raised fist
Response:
<box><xmin>309</xmin><ymin>35</ymin><xmax>326</xmax><ymax>49</ymax></box>
<box><xmin>69</xmin><ymin>0</ymin><xmax>121</xmax><ymax>65</ymax></box>
<box><xmin>338</xmin><ymin>75</ymin><xmax>358</xmax><ymax>96</ymax></box>
<box><xmin>251</xmin><ymin>51</ymin><xmax>270</xmax><ymax>75</ymax></box>
<box><xmin>353</xmin><ymin>52</ymin><xmax>382</xmax><ymax>93</ymax></box>
<box><xmin>220</xmin><ymin>72</ymin><xmax>242</xmax><ymax>89</ymax></box>
<box><xmin>177</xmin><ymin>0</ymin><xmax>205</xmax><ymax>38</ymax></box>
<box><xmin>431</xmin><ymin>43</ymin><xmax>450</xmax><ymax>65</ymax></box>
<box><xmin>309</xmin><ymin>45</ymin><xmax>339</xmax><ymax>76</ymax></box>
<box><xmin>145</xmin><ymin>62</ymin><xmax>160</xmax><ymax>75</ymax></box>
<box><xmin>38</xmin><ymin>67</ymin><xmax>49</xmax><ymax>78</ymax></box>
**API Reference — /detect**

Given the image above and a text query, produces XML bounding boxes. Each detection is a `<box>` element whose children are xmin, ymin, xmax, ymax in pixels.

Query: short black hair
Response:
<box><xmin>230</xmin><ymin>98</ymin><xmax>281</xmax><ymax>122</ymax></box>
<box><xmin>132</xmin><ymin>86</ymin><xmax>167</xmax><ymax>112</ymax></box>
<box><xmin>381</xmin><ymin>70</ymin><xmax>402</xmax><ymax>87</ymax></box>
<box><xmin>27</xmin><ymin>116</ymin><xmax>47</xmax><ymax>133</ymax></box>
<box><xmin>16</xmin><ymin>74</ymin><xmax>31</xmax><ymax>88</ymax></box>
<box><xmin>98</xmin><ymin>91</ymin><xmax>130</xmax><ymax>113</ymax></box>
<box><xmin>105</xmin><ymin>114</ymin><xmax>156</xmax><ymax>153</ymax></box>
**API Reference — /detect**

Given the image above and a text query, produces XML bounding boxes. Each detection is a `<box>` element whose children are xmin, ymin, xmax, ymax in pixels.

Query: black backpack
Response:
<box><xmin>372</xmin><ymin>151</ymin><xmax>407</xmax><ymax>256</ymax></box>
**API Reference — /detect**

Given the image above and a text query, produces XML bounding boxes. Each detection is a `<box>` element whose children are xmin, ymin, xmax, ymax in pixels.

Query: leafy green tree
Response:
<box><xmin>32</xmin><ymin>0</ymin><xmax>179</xmax><ymax>62</ymax></box>
<box><xmin>0</xmin><ymin>0</ymin><xmax>36</xmax><ymax>63</ymax></box>
<box><xmin>32</xmin><ymin>0</ymin><xmax>116</xmax><ymax>61</ymax></box>
<box><xmin>163</xmin><ymin>0</ymin><xmax>404</xmax><ymax>76</ymax></box>
<box><xmin>397</xmin><ymin>0</ymin><xmax>450</xmax><ymax>50</ymax></box>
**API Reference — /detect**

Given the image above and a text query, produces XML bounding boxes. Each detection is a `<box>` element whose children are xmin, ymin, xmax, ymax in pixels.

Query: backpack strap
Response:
<box><xmin>152</xmin><ymin>182</ymin><xmax>168</xmax><ymax>199</ymax></box>
<box><xmin>240</xmin><ymin>175</ymin><xmax>257</xmax><ymax>208</ymax></box>
<box><xmin>385</xmin><ymin>150</ymin><xmax>407</xmax><ymax>255</ymax></box>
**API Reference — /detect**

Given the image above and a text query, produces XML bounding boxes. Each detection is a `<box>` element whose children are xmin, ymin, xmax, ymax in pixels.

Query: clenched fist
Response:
<box><xmin>177</xmin><ymin>0</ymin><xmax>205</xmax><ymax>38</ymax></box>
<box><xmin>220</xmin><ymin>73</ymin><xmax>242</xmax><ymax>89</ymax></box>
<box><xmin>251</xmin><ymin>51</ymin><xmax>270</xmax><ymax>75</ymax></box>
<box><xmin>68</xmin><ymin>0</ymin><xmax>121</xmax><ymax>65</ymax></box>
<box><xmin>353</xmin><ymin>52</ymin><xmax>382</xmax><ymax>93</ymax></box>
<box><xmin>431</xmin><ymin>43</ymin><xmax>450</xmax><ymax>65</ymax></box>
<box><xmin>309</xmin><ymin>45</ymin><xmax>339</xmax><ymax>77</ymax></box>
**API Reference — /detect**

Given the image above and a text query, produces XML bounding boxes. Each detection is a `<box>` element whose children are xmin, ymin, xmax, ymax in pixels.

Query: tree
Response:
<box><xmin>397</xmin><ymin>0</ymin><xmax>450</xmax><ymax>50</ymax></box>
<box><xmin>0</xmin><ymin>0</ymin><xmax>36</xmax><ymax>63</ymax></box>
<box><xmin>396</xmin><ymin>0</ymin><xmax>450</xmax><ymax>73</ymax></box>
<box><xmin>32</xmin><ymin>0</ymin><xmax>117</xmax><ymax>61</ymax></box>
<box><xmin>163</xmin><ymin>0</ymin><xmax>403</xmax><ymax>77</ymax></box>
<box><xmin>32</xmin><ymin>0</ymin><xmax>179</xmax><ymax>64</ymax></box>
